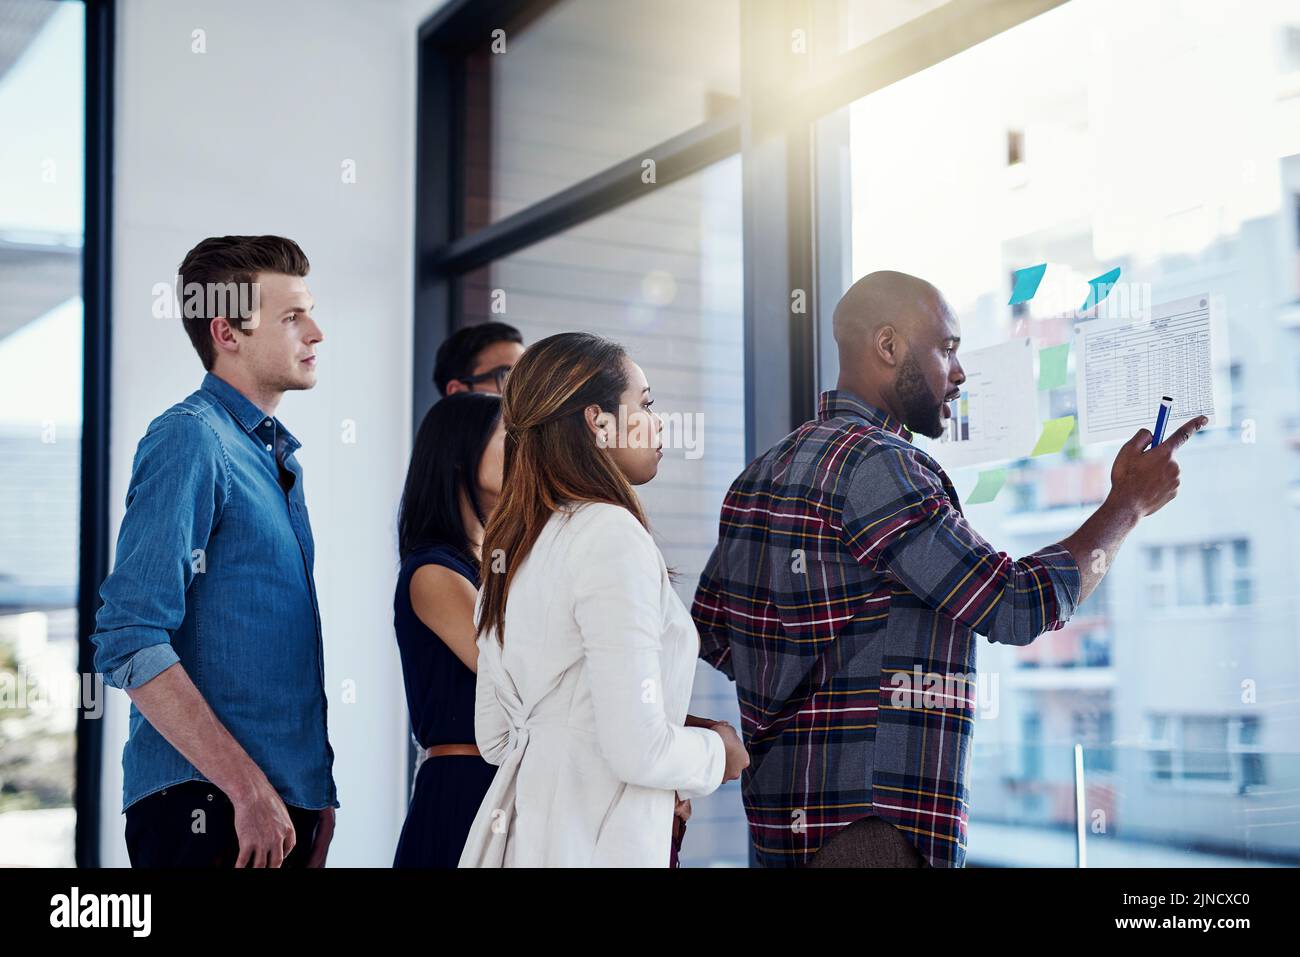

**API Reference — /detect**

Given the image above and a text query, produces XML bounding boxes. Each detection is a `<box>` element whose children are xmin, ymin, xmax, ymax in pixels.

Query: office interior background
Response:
<box><xmin>1</xmin><ymin>0</ymin><xmax>1298</xmax><ymax>867</ymax></box>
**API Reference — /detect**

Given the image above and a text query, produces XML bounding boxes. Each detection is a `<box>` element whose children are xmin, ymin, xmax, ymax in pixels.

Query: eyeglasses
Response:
<box><xmin>457</xmin><ymin>364</ymin><xmax>512</xmax><ymax>393</ymax></box>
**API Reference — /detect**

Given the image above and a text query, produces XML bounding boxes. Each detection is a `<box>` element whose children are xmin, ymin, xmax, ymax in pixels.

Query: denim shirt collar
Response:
<box><xmin>817</xmin><ymin>389</ymin><xmax>913</xmax><ymax>443</ymax></box>
<box><xmin>200</xmin><ymin>372</ymin><xmax>302</xmax><ymax>454</ymax></box>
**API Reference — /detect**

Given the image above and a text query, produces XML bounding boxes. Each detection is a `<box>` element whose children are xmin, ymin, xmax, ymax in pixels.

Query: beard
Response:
<box><xmin>896</xmin><ymin>350</ymin><xmax>945</xmax><ymax>439</ymax></box>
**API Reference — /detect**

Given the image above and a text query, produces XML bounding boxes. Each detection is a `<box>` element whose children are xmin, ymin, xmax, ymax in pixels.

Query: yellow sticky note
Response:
<box><xmin>1031</xmin><ymin>416</ymin><xmax>1076</xmax><ymax>456</ymax></box>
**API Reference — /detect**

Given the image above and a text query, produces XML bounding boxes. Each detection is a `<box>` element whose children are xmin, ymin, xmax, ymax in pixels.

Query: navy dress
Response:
<box><xmin>392</xmin><ymin>543</ymin><xmax>497</xmax><ymax>868</ymax></box>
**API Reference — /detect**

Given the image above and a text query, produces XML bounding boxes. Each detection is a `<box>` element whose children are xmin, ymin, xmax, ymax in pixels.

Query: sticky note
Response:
<box><xmin>1031</xmin><ymin>416</ymin><xmax>1076</xmax><ymax>456</ymax></box>
<box><xmin>1009</xmin><ymin>263</ymin><xmax>1047</xmax><ymax>305</ymax></box>
<box><xmin>966</xmin><ymin>468</ymin><xmax>1008</xmax><ymax>505</ymax></box>
<box><xmin>1081</xmin><ymin>266</ymin><xmax>1122</xmax><ymax>311</ymax></box>
<box><xmin>1037</xmin><ymin>342</ymin><xmax>1070</xmax><ymax>391</ymax></box>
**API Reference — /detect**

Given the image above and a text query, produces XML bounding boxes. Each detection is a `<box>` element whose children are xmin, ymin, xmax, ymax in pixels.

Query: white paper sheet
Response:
<box><xmin>926</xmin><ymin>336</ymin><xmax>1039</xmax><ymax>470</ymax></box>
<box><xmin>1076</xmin><ymin>294</ymin><xmax>1218</xmax><ymax>445</ymax></box>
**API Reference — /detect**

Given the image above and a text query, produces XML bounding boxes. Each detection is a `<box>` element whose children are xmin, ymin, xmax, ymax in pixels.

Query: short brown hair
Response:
<box><xmin>176</xmin><ymin>235</ymin><xmax>310</xmax><ymax>370</ymax></box>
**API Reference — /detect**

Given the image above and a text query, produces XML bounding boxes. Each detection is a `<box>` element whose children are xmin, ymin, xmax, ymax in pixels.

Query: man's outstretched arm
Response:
<box><xmin>841</xmin><ymin>416</ymin><xmax>1206</xmax><ymax>645</ymax></box>
<box><xmin>1059</xmin><ymin>415</ymin><xmax>1206</xmax><ymax>604</ymax></box>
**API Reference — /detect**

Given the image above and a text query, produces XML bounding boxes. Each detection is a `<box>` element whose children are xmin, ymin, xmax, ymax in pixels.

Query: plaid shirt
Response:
<box><xmin>692</xmin><ymin>389</ymin><xmax>1081</xmax><ymax>867</ymax></box>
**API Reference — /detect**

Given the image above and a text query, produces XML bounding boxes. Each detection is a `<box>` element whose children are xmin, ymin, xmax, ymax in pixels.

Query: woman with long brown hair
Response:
<box><xmin>458</xmin><ymin>332</ymin><xmax>748</xmax><ymax>867</ymax></box>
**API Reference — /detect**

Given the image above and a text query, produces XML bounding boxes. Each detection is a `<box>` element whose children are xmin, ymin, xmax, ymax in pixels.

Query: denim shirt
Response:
<box><xmin>92</xmin><ymin>372</ymin><xmax>338</xmax><ymax>813</ymax></box>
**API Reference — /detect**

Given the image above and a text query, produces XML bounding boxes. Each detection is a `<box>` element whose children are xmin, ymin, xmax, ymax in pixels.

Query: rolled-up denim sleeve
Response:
<box><xmin>841</xmin><ymin>445</ymin><xmax>1081</xmax><ymax>647</ymax></box>
<box><xmin>92</xmin><ymin>412</ymin><xmax>228</xmax><ymax>689</ymax></box>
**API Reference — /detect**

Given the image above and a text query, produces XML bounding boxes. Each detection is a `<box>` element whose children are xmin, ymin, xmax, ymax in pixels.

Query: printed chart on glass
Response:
<box><xmin>1075</xmin><ymin>294</ymin><xmax>1225</xmax><ymax>445</ymax></box>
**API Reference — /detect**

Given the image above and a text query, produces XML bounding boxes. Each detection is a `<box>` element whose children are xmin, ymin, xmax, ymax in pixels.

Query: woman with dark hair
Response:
<box><xmin>392</xmin><ymin>391</ymin><xmax>504</xmax><ymax>868</ymax></box>
<box><xmin>458</xmin><ymin>332</ymin><xmax>749</xmax><ymax>868</ymax></box>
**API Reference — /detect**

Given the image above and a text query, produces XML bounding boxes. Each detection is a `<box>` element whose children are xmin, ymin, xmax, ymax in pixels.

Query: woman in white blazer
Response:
<box><xmin>458</xmin><ymin>332</ymin><xmax>748</xmax><ymax>867</ymax></box>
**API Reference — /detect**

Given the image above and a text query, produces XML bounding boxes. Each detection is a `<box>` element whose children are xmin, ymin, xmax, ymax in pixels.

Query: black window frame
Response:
<box><xmin>76</xmin><ymin>0</ymin><xmax>115</xmax><ymax>868</ymax></box>
<box><xmin>415</xmin><ymin>0</ymin><xmax>1068</xmax><ymax>446</ymax></box>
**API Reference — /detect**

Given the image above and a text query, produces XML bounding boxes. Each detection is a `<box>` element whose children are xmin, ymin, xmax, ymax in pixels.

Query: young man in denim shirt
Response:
<box><xmin>92</xmin><ymin>235</ymin><xmax>336</xmax><ymax>867</ymax></box>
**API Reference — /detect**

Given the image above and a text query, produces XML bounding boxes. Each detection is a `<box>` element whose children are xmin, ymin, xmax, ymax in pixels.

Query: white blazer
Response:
<box><xmin>458</xmin><ymin>501</ymin><xmax>726</xmax><ymax>867</ymax></box>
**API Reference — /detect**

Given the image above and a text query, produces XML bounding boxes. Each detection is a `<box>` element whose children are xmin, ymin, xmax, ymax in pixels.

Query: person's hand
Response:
<box><xmin>711</xmin><ymin>721</ymin><xmax>749</xmax><ymax>783</ymax></box>
<box><xmin>673</xmin><ymin>793</ymin><xmax>691</xmax><ymax>824</ymax></box>
<box><xmin>305</xmin><ymin>807</ymin><xmax>335</xmax><ymax>868</ymax></box>
<box><xmin>1107</xmin><ymin>415</ymin><xmax>1207</xmax><ymax>520</ymax></box>
<box><xmin>230</xmin><ymin>777</ymin><xmax>297</xmax><ymax>868</ymax></box>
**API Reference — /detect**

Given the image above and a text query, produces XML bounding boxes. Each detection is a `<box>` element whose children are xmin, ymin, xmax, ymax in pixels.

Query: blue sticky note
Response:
<box><xmin>1009</xmin><ymin>263</ymin><xmax>1047</xmax><ymax>305</ymax></box>
<box><xmin>1081</xmin><ymin>266</ymin><xmax>1122</xmax><ymax>311</ymax></box>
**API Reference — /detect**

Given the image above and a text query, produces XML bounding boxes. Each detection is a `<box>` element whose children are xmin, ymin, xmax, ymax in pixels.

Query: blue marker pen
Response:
<box><xmin>1151</xmin><ymin>395</ymin><xmax>1172</xmax><ymax>447</ymax></box>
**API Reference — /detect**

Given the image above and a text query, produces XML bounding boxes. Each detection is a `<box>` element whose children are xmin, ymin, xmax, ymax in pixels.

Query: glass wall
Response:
<box><xmin>459</xmin><ymin>157</ymin><xmax>748</xmax><ymax>863</ymax></box>
<box><xmin>0</xmin><ymin>0</ymin><xmax>85</xmax><ymax>868</ymax></box>
<box><xmin>432</xmin><ymin>0</ymin><xmax>749</xmax><ymax>865</ymax></box>
<box><xmin>816</xmin><ymin>0</ymin><xmax>1300</xmax><ymax>865</ymax></box>
<box><xmin>810</xmin><ymin>0</ymin><xmax>958</xmax><ymax>59</ymax></box>
<box><xmin>461</xmin><ymin>0</ymin><xmax>740</xmax><ymax>231</ymax></box>
<box><xmin>423</xmin><ymin>0</ymin><xmax>1300</xmax><ymax>867</ymax></box>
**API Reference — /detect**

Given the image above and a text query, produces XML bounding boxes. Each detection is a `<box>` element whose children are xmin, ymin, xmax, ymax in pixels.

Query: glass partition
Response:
<box><xmin>817</xmin><ymin>0</ymin><xmax>1300</xmax><ymax>866</ymax></box>
<box><xmin>0</xmin><ymin>0</ymin><xmax>86</xmax><ymax>868</ymax></box>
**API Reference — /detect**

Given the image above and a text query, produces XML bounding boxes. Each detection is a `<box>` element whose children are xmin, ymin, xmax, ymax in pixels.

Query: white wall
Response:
<box><xmin>101</xmin><ymin>0</ymin><xmax>446</xmax><ymax>866</ymax></box>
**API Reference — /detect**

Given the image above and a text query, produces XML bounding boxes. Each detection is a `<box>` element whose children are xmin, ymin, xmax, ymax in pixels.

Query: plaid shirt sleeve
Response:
<box><xmin>692</xmin><ymin>541</ymin><xmax>735</xmax><ymax>680</ymax></box>
<box><xmin>840</xmin><ymin>443</ymin><xmax>1082</xmax><ymax>646</ymax></box>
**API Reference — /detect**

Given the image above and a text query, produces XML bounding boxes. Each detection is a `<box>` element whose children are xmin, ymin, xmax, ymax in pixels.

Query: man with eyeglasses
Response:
<box><xmin>433</xmin><ymin>321</ymin><xmax>525</xmax><ymax>396</ymax></box>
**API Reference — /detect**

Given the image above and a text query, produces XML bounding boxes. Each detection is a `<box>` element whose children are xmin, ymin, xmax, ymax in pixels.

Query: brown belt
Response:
<box><xmin>424</xmin><ymin>743</ymin><xmax>480</xmax><ymax>758</ymax></box>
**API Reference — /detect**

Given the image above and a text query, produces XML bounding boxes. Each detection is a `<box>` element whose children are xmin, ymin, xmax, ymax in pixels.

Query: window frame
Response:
<box><xmin>1142</xmin><ymin>539</ymin><xmax>1253</xmax><ymax>612</ymax></box>
<box><xmin>414</xmin><ymin>0</ymin><xmax>1068</xmax><ymax>454</ymax></box>
<box><xmin>1144</xmin><ymin>713</ymin><xmax>1265</xmax><ymax>794</ymax></box>
<box><xmin>77</xmin><ymin>0</ymin><xmax>114</xmax><ymax>869</ymax></box>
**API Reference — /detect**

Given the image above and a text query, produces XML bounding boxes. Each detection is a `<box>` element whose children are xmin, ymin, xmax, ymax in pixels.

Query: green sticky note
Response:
<box><xmin>966</xmin><ymin>468</ymin><xmax>1008</xmax><ymax>505</ymax></box>
<box><xmin>1037</xmin><ymin>342</ymin><xmax>1070</xmax><ymax>391</ymax></box>
<box><xmin>1031</xmin><ymin>416</ymin><xmax>1076</xmax><ymax>456</ymax></box>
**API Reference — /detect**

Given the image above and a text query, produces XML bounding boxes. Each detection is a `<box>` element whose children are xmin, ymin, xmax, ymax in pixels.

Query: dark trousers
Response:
<box><xmin>806</xmin><ymin>815</ymin><xmax>931</xmax><ymax>868</ymax></box>
<box><xmin>125</xmin><ymin>780</ymin><xmax>320</xmax><ymax>868</ymax></box>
